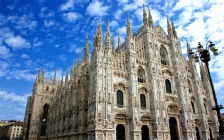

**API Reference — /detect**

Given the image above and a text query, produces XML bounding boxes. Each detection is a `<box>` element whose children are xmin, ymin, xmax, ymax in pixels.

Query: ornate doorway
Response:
<box><xmin>141</xmin><ymin>125</ymin><xmax>149</xmax><ymax>140</ymax></box>
<box><xmin>116</xmin><ymin>124</ymin><xmax>125</xmax><ymax>140</ymax></box>
<box><xmin>169</xmin><ymin>117</ymin><xmax>178</xmax><ymax>140</ymax></box>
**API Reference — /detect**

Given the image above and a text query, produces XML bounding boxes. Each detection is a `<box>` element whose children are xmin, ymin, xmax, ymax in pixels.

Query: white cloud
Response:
<box><xmin>59</xmin><ymin>55</ymin><xmax>67</xmax><ymax>61</ymax></box>
<box><xmin>118</xmin><ymin>26</ymin><xmax>126</xmax><ymax>35</ymax></box>
<box><xmin>123</xmin><ymin>0</ymin><xmax>148</xmax><ymax>11</ymax></box>
<box><xmin>44</xmin><ymin>20</ymin><xmax>56</xmax><ymax>27</ymax></box>
<box><xmin>5</xmin><ymin>35</ymin><xmax>30</xmax><ymax>50</ymax></box>
<box><xmin>8</xmin><ymin>70</ymin><xmax>36</xmax><ymax>81</ymax></box>
<box><xmin>0</xmin><ymin>90</ymin><xmax>30</xmax><ymax>103</ymax></box>
<box><xmin>0</xmin><ymin>90</ymin><xmax>31</xmax><ymax>120</ymax></box>
<box><xmin>0</xmin><ymin>60</ymin><xmax>9</xmax><ymax>77</ymax></box>
<box><xmin>21</xmin><ymin>54</ymin><xmax>29</xmax><ymax>59</ymax></box>
<box><xmin>0</xmin><ymin>45</ymin><xmax>12</xmax><ymax>59</ymax></box>
<box><xmin>114</xmin><ymin>10</ymin><xmax>123</xmax><ymax>20</ymax></box>
<box><xmin>0</xmin><ymin>27</ymin><xmax>14</xmax><ymax>42</ymax></box>
<box><xmin>60</xmin><ymin>0</ymin><xmax>75</xmax><ymax>11</ymax></box>
<box><xmin>118</xmin><ymin>0</ymin><xmax>129</xmax><ymax>4</ymax></box>
<box><xmin>110</xmin><ymin>20</ymin><xmax>119</xmax><ymax>28</ymax></box>
<box><xmin>87</xmin><ymin>1</ymin><xmax>109</xmax><ymax>16</ymax></box>
<box><xmin>15</xmin><ymin>14</ymin><xmax>37</xmax><ymax>30</ymax></box>
<box><xmin>62</xmin><ymin>12</ymin><xmax>80</xmax><ymax>22</ymax></box>
<box><xmin>69</xmin><ymin>44</ymin><xmax>82</xmax><ymax>54</ymax></box>
<box><xmin>40</xmin><ymin>7</ymin><xmax>55</xmax><ymax>18</ymax></box>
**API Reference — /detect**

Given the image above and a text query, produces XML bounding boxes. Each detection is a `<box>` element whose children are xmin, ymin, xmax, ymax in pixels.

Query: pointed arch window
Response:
<box><xmin>165</xmin><ymin>79</ymin><xmax>172</xmax><ymax>93</ymax></box>
<box><xmin>188</xmin><ymin>79</ymin><xmax>192</xmax><ymax>93</ymax></box>
<box><xmin>191</xmin><ymin>102</ymin><xmax>195</xmax><ymax>114</ymax></box>
<box><xmin>117</xmin><ymin>90</ymin><xmax>123</xmax><ymax>107</ymax></box>
<box><xmin>40</xmin><ymin>104</ymin><xmax>49</xmax><ymax>136</ymax></box>
<box><xmin>204</xmin><ymin>104</ymin><xmax>208</xmax><ymax>114</ymax></box>
<box><xmin>140</xmin><ymin>94</ymin><xmax>146</xmax><ymax>109</ymax></box>
<box><xmin>138</xmin><ymin>67</ymin><xmax>146</xmax><ymax>83</ymax></box>
<box><xmin>160</xmin><ymin>46</ymin><xmax>169</xmax><ymax>65</ymax></box>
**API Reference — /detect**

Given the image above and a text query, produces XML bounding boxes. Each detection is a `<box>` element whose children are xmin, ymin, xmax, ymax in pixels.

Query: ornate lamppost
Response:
<box><xmin>188</xmin><ymin>41</ymin><xmax>224</xmax><ymax>136</ymax></box>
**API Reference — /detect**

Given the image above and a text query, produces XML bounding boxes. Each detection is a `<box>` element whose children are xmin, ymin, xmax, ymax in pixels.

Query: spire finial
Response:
<box><xmin>98</xmin><ymin>17</ymin><xmax>103</xmax><ymax>47</ymax></box>
<box><xmin>65</xmin><ymin>68</ymin><xmax>68</xmax><ymax>84</ymax></box>
<box><xmin>118</xmin><ymin>29</ymin><xmax>121</xmax><ymax>47</ymax></box>
<box><xmin>54</xmin><ymin>70</ymin><xmax>57</xmax><ymax>81</ymax></box>
<box><xmin>83</xmin><ymin>36</ymin><xmax>89</xmax><ymax>63</ymax></box>
<box><xmin>106</xmin><ymin>20</ymin><xmax>111</xmax><ymax>48</ymax></box>
<box><xmin>143</xmin><ymin>4</ymin><xmax>148</xmax><ymax>26</ymax></box>
<box><xmin>148</xmin><ymin>7</ymin><xmax>153</xmax><ymax>28</ymax></box>
<box><xmin>126</xmin><ymin>12</ymin><xmax>132</xmax><ymax>37</ymax></box>
<box><xmin>171</xmin><ymin>19</ymin><xmax>177</xmax><ymax>39</ymax></box>
<box><xmin>167</xmin><ymin>16</ymin><xmax>172</xmax><ymax>38</ymax></box>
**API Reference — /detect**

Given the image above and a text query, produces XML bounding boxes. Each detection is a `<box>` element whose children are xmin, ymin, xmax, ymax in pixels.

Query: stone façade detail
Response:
<box><xmin>23</xmin><ymin>6</ymin><xmax>219</xmax><ymax>140</ymax></box>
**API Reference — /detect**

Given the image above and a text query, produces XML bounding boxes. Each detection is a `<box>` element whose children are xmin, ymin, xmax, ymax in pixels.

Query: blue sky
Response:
<box><xmin>0</xmin><ymin>0</ymin><xmax>224</xmax><ymax>120</ymax></box>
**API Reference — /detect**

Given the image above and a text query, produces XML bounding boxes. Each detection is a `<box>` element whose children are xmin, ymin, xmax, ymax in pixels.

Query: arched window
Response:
<box><xmin>191</xmin><ymin>102</ymin><xmax>195</xmax><ymax>114</ymax></box>
<box><xmin>188</xmin><ymin>79</ymin><xmax>192</xmax><ymax>93</ymax></box>
<box><xmin>40</xmin><ymin>104</ymin><xmax>49</xmax><ymax>136</ymax></box>
<box><xmin>140</xmin><ymin>94</ymin><xmax>146</xmax><ymax>109</ymax></box>
<box><xmin>165</xmin><ymin>79</ymin><xmax>172</xmax><ymax>93</ymax></box>
<box><xmin>116</xmin><ymin>124</ymin><xmax>125</xmax><ymax>140</ymax></box>
<box><xmin>138</xmin><ymin>67</ymin><xmax>146</xmax><ymax>83</ymax></box>
<box><xmin>117</xmin><ymin>90</ymin><xmax>123</xmax><ymax>107</ymax></box>
<box><xmin>160</xmin><ymin>46</ymin><xmax>169</xmax><ymax>65</ymax></box>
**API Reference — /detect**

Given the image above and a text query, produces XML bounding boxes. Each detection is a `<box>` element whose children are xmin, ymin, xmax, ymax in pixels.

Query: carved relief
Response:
<box><xmin>113</xmin><ymin>82</ymin><xmax>127</xmax><ymax>93</ymax></box>
<box><xmin>167</xmin><ymin>104</ymin><xmax>180</xmax><ymax>114</ymax></box>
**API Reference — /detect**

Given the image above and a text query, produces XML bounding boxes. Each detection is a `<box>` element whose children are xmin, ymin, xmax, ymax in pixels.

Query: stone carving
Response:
<box><xmin>24</xmin><ymin>10</ymin><xmax>218</xmax><ymax>140</ymax></box>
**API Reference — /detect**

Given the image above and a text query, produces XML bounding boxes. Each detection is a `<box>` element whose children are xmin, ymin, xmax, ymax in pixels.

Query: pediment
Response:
<box><xmin>138</xmin><ymin>86</ymin><xmax>148</xmax><ymax>92</ymax></box>
<box><xmin>113</xmin><ymin>82</ymin><xmax>127</xmax><ymax>88</ymax></box>
<box><xmin>167</xmin><ymin>104</ymin><xmax>181</xmax><ymax>114</ymax></box>
<box><xmin>162</xmin><ymin>67</ymin><xmax>172</xmax><ymax>76</ymax></box>
<box><xmin>141</xmin><ymin>114</ymin><xmax>152</xmax><ymax>121</ymax></box>
<box><xmin>115</xmin><ymin>113</ymin><xmax>131</xmax><ymax>120</ymax></box>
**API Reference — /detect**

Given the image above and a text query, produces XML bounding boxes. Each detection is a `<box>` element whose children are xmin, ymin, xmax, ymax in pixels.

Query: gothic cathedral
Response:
<box><xmin>23</xmin><ymin>6</ymin><xmax>219</xmax><ymax>140</ymax></box>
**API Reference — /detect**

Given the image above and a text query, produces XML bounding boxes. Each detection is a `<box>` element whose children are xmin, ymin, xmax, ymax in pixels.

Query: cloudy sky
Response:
<box><xmin>0</xmin><ymin>0</ymin><xmax>224</xmax><ymax>120</ymax></box>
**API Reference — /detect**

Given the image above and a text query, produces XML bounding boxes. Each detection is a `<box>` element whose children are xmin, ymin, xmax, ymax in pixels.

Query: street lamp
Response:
<box><xmin>188</xmin><ymin>41</ymin><xmax>224</xmax><ymax>136</ymax></box>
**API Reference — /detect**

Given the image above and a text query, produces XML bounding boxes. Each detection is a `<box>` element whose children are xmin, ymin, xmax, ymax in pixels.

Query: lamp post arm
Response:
<box><xmin>205</xmin><ymin>61</ymin><xmax>224</xmax><ymax>135</ymax></box>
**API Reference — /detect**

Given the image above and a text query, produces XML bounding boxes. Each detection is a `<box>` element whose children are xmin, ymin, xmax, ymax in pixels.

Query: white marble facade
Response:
<box><xmin>23</xmin><ymin>7</ymin><xmax>219</xmax><ymax>140</ymax></box>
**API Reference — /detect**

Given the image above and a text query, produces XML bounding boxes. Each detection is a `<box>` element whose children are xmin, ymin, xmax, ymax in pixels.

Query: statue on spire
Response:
<box><xmin>148</xmin><ymin>7</ymin><xmax>153</xmax><ymax>28</ymax></box>
<box><xmin>118</xmin><ymin>29</ymin><xmax>121</xmax><ymax>47</ymax></box>
<box><xmin>98</xmin><ymin>17</ymin><xmax>103</xmax><ymax>47</ymax></box>
<box><xmin>143</xmin><ymin>4</ymin><xmax>148</xmax><ymax>27</ymax></box>
<box><xmin>171</xmin><ymin>20</ymin><xmax>178</xmax><ymax>39</ymax></box>
<box><xmin>106</xmin><ymin>20</ymin><xmax>111</xmax><ymax>48</ymax></box>
<box><xmin>167</xmin><ymin>17</ymin><xmax>172</xmax><ymax>39</ymax></box>
<box><xmin>83</xmin><ymin>36</ymin><xmax>89</xmax><ymax>64</ymax></box>
<box><xmin>126</xmin><ymin>13</ymin><xmax>132</xmax><ymax>38</ymax></box>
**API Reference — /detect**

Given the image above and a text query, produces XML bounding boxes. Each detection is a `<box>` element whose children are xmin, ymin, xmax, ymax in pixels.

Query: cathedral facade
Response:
<box><xmin>23</xmin><ymin>7</ymin><xmax>219</xmax><ymax>140</ymax></box>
